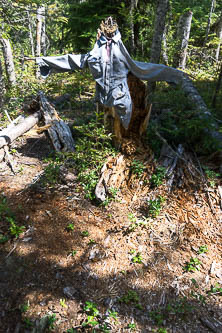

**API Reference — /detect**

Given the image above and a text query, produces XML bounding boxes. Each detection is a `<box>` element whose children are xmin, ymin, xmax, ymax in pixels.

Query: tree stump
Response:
<box><xmin>102</xmin><ymin>72</ymin><xmax>152</xmax><ymax>152</ymax></box>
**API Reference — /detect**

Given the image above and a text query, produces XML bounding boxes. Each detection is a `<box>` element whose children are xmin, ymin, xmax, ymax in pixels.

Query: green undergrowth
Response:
<box><xmin>42</xmin><ymin>117</ymin><xmax>117</xmax><ymax>201</ymax></box>
<box><xmin>0</xmin><ymin>195</ymin><xmax>25</xmax><ymax>243</ymax></box>
<box><xmin>146</xmin><ymin>82</ymin><xmax>221</xmax><ymax>157</ymax></box>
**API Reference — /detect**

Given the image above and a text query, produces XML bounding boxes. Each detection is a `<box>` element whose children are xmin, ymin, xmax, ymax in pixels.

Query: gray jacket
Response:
<box><xmin>36</xmin><ymin>31</ymin><xmax>183</xmax><ymax>128</ymax></box>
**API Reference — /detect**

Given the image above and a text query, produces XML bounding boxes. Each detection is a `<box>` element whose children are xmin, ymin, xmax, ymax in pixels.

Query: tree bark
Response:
<box><xmin>38</xmin><ymin>91</ymin><xmax>75</xmax><ymax>152</ymax></box>
<box><xmin>174</xmin><ymin>10</ymin><xmax>193</xmax><ymax>70</ymax></box>
<box><xmin>41</xmin><ymin>7</ymin><xmax>47</xmax><ymax>56</ymax></box>
<box><xmin>203</xmin><ymin>0</ymin><xmax>216</xmax><ymax>46</ymax></box>
<box><xmin>27</xmin><ymin>8</ymin><xmax>35</xmax><ymax>57</ymax></box>
<box><xmin>0</xmin><ymin>58</ymin><xmax>4</xmax><ymax>107</ymax></box>
<box><xmin>129</xmin><ymin>0</ymin><xmax>138</xmax><ymax>54</ymax></box>
<box><xmin>0</xmin><ymin>38</ymin><xmax>16</xmax><ymax>86</ymax></box>
<box><xmin>36</xmin><ymin>6</ymin><xmax>45</xmax><ymax>57</ymax></box>
<box><xmin>150</xmin><ymin>0</ymin><xmax>169</xmax><ymax>64</ymax></box>
<box><xmin>215</xmin><ymin>14</ymin><xmax>222</xmax><ymax>62</ymax></box>
<box><xmin>162</xmin><ymin>26</ymin><xmax>169</xmax><ymax>65</ymax></box>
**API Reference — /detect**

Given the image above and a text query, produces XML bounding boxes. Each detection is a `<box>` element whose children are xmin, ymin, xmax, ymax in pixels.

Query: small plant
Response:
<box><xmin>20</xmin><ymin>301</ymin><xmax>30</xmax><ymax>313</ymax></box>
<box><xmin>66</xmin><ymin>223</ymin><xmax>75</xmax><ymax>231</ymax></box>
<box><xmin>190</xmin><ymin>291</ymin><xmax>206</xmax><ymax>304</ymax></box>
<box><xmin>130</xmin><ymin>160</ymin><xmax>146</xmax><ymax>178</ymax></box>
<box><xmin>204</xmin><ymin>167</ymin><xmax>220</xmax><ymax>187</ymax></box>
<box><xmin>150</xmin><ymin>166</ymin><xmax>166</xmax><ymax>187</ymax></box>
<box><xmin>131</xmin><ymin>252</ymin><xmax>143</xmax><ymax>264</ymax></box>
<box><xmin>7</xmin><ymin>217</ymin><xmax>25</xmax><ymax>238</ymax></box>
<box><xmin>47</xmin><ymin>314</ymin><xmax>57</xmax><ymax>330</ymax></box>
<box><xmin>126</xmin><ymin>213</ymin><xmax>148</xmax><ymax>233</ymax></box>
<box><xmin>23</xmin><ymin>317</ymin><xmax>33</xmax><ymax>329</ymax></box>
<box><xmin>82</xmin><ymin>301</ymin><xmax>99</xmax><ymax>328</ymax></box>
<box><xmin>127</xmin><ymin>322</ymin><xmax>136</xmax><ymax>330</ymax></box>
<box><xmin>67</xmin><ymin>329</ymin><xmax>75</xmax><ymax>333</ymax></box>
<box><xmin>107</xmin><ymin>309</ymin><xmax>118</xmax><ymax>322</ymax></box>
<box><xmin>88</xmin><ymin>239</ymin><xmax>96</xmax><ymax>245</ymax></box>
<box><xmin>198</xmin><ymin>245</ymin><xmax>208</xmax><ymax>254</ymax></box>
<box><xmin>150</xmin><ymin>309</ymin><xmax>165</xmax><ymax>326</ymax></box>
<box><xmin>43</xmin><ymin>163</ymin><xmax>61</xmax><ymax>186</ymax></box>
<box><xmin>183</xmin><ymin>257</ymin><xmax>202</xmax><ymax>272</ymax></box>
<box><xmin>208</xmin><ymin>283</ymin><xmax>222</xmax><ymax>296</ymax></box>
<box><xmin>119</xmin><ymin>290</ymin><xmax>142</xmax><ymax>309</ymax></box>
<box><xmin>70</xmin><ymin>250</ymin><xmax>77</xmax><ymax>256</ymax></box>
<box><xmin>81</xmin><ymin>230</ymin><xmax>89</xmax><ymax>237</ymax></box>
<box><xmin>60</xmin><ymin>298</ymin><xmax>68</xmax><ymax>308</ymax></box>
<box><xmin>147</xmin><ymin>196</ymin><xmax>165</xmax><ymax>218</ymax></box>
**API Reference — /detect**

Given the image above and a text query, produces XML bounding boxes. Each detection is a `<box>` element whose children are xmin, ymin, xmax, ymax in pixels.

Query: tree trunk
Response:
<box><xmin>174</xmin><ymin>11</ymin><xmax>193</xmax><ymax>69</ymax></box>
<box><xmin>150</xmin><ymin>0</ymin><xmax>169</xmax><ymax>64</ymax></box>
<box><xmin>27</xmin><ymin>8</ymin><xmax>35</xmax><ymax>57</ymax></box>
<box><xmin>215</xmin><ymin>14</ymin><xmax>222</xmax><ymax>62</ymax></box>
<box><xmin>41</xmin><ymin>7</ymin><xmax>47</xmax><ymax>56</ymax></box>
<box><xmin>0</xmin><ymin>58</ymin><xmax>4</xmax><ymax>107</ymax></box>
<box><xmin>0</xmin><ymin>38</ymin><xmax>16</xmax><ymax>86</ymax></box>
<box><xmin>162</xmin><ymin>26</ymin><xmax>169</xmax><ymax>65</ymax></box>
<box><xmin>102</xmin><ymin>73</ymin><xmax>152</xmax><ymax>150</ymax></box>
<box><xmin>36</xmin><ymin>6</ymin><xmax>45</xmax><ymax>57</ymax></box>
<box><xmin>203</xmin><ymin>0</ymin><xmax>216</xmax><ymax>46</ymax></box>
<box><xmin>129</xmin><ymin>0</ymin><xmax>137</xmax><ymax>54</ymax></box>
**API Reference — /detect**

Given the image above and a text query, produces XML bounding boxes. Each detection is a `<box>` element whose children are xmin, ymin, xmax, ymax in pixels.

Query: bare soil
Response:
<box><xmin>0</xmin><ymin>108</ymin><xmax>222</xmax><ymax>333</ymax></box>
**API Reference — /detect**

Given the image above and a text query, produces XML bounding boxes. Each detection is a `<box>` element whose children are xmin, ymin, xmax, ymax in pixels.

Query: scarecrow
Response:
<box><xmin>36</xmin><ymin>17</ymin><xmax>183</xmax><ymax>130</ymax></box>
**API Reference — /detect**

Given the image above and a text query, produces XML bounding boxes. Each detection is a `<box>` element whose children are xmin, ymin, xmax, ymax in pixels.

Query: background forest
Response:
<box><xmin>0</xmin><ymin>1</ymin><xmax>222</xmax><ymax>333</ymax></box>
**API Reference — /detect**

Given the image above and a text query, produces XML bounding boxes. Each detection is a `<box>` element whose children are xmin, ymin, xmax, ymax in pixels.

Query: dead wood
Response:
<box><xmin>102</xmin><ymin>73</ymin><xmax>152</xmax><ymax>148</ymax></box>
<box><xmin>0</xmin><ymin>111</ymin><xmax>41</xmax><ymax>149</ymax></box>
<box><xmin>38</xmin><ymin>91</ymin><xmax>75</xmax><ymax>152</ymax></box>
<box><xmin>95</xmin><ymin>154</ymin><xmax>128</xmax><ymax>202</ymax></box>
<box><xmin>200</xmin><ymin>316</ymin><xmax>222</xmax><ymax>333</ymax></box>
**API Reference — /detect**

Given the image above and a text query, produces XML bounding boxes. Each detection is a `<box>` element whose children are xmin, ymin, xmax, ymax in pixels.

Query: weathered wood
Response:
<box><xmin>102</xmin><ymin>73</ymin><xmax>152</xmax><ymax>148</ymax></box>
<box><xmin>95</xmin><ymin>154</ymin><xmax>128</xmax><ymax>202</ymax></box>
<box><xmin>38</xmin><ymin>91</ymin><xmax>75</xmax><ymax>152</ymax></box>
<box><xmin>0</xmin><ymin>112</ymin><xmax>41</xmax><ymax>149</ymax></box>
<box><xmin>200</xmin><ymin>316</ymin><xmax>222</xmax><ymax>333</ymax></box>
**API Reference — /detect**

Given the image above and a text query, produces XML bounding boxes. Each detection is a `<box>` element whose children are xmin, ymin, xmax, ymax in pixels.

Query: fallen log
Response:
<box><xmin>181</xmin><ymin>74</ymin><xmax>222</xmax><ymax>145</ymax></box>
<box><xmin>38</xmin><ymin>91</ymin><xmax>75</xmax><ymax>152</ymax></box>
<box><xmin>0</xmin><ymin>111</ymin><xmax>41</xmax><ymax>149</ymax></box>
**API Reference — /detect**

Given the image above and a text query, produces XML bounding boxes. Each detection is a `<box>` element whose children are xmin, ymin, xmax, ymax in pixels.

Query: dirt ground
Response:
<box><xmin>0</xmin><ymin>107</ymin><xmax>222</xmax><ymax>333</ymax></box>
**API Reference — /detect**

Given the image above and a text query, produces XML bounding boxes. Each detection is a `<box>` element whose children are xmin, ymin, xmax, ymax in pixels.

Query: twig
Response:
<box><xmin>5</xmin><ymin>241</ymin><xmax>18</xmax><ymax>258</ymax></box>
<box><xmin>4</xmin><ymin>146</ymin><xmax>16</xmax><ymax>174</ymax></box>
<box><xmin>4</xmin><ymin>110</ymin><xmax>12</xmax><ymax>123</ymax></box>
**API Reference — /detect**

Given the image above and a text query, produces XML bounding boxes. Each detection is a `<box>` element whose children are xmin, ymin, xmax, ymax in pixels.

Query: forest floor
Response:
<box><xmin>0</xmin><ymin>76</ymin><xmax>222</xmax><ymax>333</ymax></box>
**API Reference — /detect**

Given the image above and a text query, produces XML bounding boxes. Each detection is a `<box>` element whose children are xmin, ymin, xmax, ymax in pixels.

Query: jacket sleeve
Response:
<box><xmin>36</xmin><ymin>54</ymin><xmax>88</xmax><ymax>78</ymax></box>
<box><xmin>119</xmin><ymin>41</ymin><xmax>183</xmax><ymax>84</ymax></box>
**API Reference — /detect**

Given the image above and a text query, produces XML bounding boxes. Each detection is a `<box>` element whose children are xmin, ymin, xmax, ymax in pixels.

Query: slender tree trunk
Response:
<box><xmin>129</xmin><ymin>0</ymin><xmax>137</xmax><ymax>54</ymax></box>
<box><xmin>203</xmin><ymin>0</ymin><xmax>216</xmax><ymax>46</ymax></box>
<box><xmin>215</xmin><ymin>14</ymin><xmax>222</xmax><ymax>62</ymax></box>
<box><xmin>150</xmin><ymin>0</ymin><xmax>169</xmax><ymax>64</ymax></box>
<box><xmin>0</xmin><ymin>38</ymin><xmax>16</xmax><ymax>86</ymax></box>
<box><xmin>162</xmin><ymin>26</ymin><xmax>169</xmax><ymax>65</ymax></box>
<box><xmin>41</xmin><ymin>7</ymin><xmax>47</xmax><ymax>56</ymax></box>
<box><xmin>27</xmin><ymin>8</ymin><xmax>35</xmax><ymax>56</ymax></box>
<box><xmin>36</xmin><ymin>6</ymin><xmax>45</xmax><ymax>57</ymax></box>
<box><xmin>0</xmin><ymin>58</ymin><xmax>4</xmax><ymax>107</ymax></box>
<box><xmin>174</xmin><ymin>10</ymin><xmax>193</xmax><ymax>70</ymax></box>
